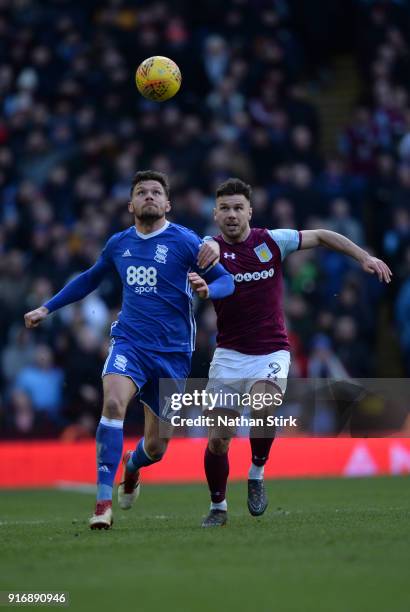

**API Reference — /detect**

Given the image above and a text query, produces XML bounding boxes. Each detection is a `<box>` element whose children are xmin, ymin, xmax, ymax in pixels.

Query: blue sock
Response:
<box><xmin>96</xmin><ymin>416</ymin><xmax>123</xmax><ymax>501</ymax></box>
<box><xmin>127</xmin><ymin>437</ymin><xmax>161</xmax><ymax>472</ymax></box>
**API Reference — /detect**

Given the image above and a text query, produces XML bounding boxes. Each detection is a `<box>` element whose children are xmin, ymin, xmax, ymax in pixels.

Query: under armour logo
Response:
<box><xmin>224</xmin><ymin>252</ymin><xmax>236</xmax><ymax>259</ymax></box>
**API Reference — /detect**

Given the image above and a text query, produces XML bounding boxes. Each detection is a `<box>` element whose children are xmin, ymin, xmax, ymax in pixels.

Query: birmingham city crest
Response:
<box><xmin>154</xmin><ymin>244</ymin><xmax>168</xmax><ymax>264</ymax></box>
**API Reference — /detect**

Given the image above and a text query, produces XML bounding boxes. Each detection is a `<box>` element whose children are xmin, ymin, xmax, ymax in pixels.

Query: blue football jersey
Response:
<box><xmin>99</xmin><ymin>222</ymin><xmax>209</xmax><ymax>353</ymax></box>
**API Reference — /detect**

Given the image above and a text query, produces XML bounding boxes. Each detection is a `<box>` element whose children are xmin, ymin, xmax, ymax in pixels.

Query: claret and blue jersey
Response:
<box><xmin>212</xmin><ymin>227</ymin><xmax>301</xmax><ymax>355</ymax></box>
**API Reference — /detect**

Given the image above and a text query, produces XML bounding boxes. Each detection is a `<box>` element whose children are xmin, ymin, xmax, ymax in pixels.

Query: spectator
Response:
<box><xmin>64</xmin><ymin>325</ymin><xmax>105</xmax><ymax>421</ymax></box>
<box><xmin>383</xmin><ymin>207</ymin><xmax>410</xmax><ymax>266</ymax></box>
<box><xmin>13</xmin><ymin>345</ymin><xmax>64</xmax><ymax>423</ymax></box>
<box><xmin>339</xmin><ymin>105</ymin><xmax>377</xmax><ymax>175</ymax></box>
<box><xmin>202</xmin><ymin>35</ymin><xmax>230</xmax><ymax>87</ymax></box>
<box><xmin>307</xmin><ymin>334</ymin><xmax>348</xmax><ymax>378</ymax></box>
<box><xmin>395</xmin><ymin>276</ymin><xmax>410</xmax><ymax>375</ymax></box>
<box><xmin>0</xmin><ymin>0</ymin><xmax>407</xmax><ymax>438</ymax></box>
<box><xmin>333</xmin><ymin>316</ymin><xmax>372</xmax><ymax>377</ymax></box>
<box><xmin>289</xmin><ymin>125</ymin><xmax>323</xmax><ymax>174</ymax></box>
<box><xmin>1</xmin><ymin>325</ymin><xmax>37</xmax><ymax>384</ymax></box>
<box><xmin>284</xmin><ymin>164</ymin><xmax>320</xmax><ymax>223</ymax></box>
<box><xmin>326</xmin><ymin>198</ymin><xmax>365</xmax><ymax>245</ymax></box>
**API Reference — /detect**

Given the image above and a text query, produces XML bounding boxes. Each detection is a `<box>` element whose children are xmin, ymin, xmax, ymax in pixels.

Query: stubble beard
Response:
<box><xmin>222</xmin><ymin>222</ymin><xmax>248</xmax><ymax>242</ymax></box>
<box><xmin>135</xmin><ymin>210</ymin><xmax>164</xmax><ymax>223</ymax></box>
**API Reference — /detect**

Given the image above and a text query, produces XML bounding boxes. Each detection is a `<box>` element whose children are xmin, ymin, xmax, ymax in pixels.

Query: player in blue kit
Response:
<box><xmin>24</xmin><ymin>170</ymin><xmax>233</xmax><ymax>530</ymax></box>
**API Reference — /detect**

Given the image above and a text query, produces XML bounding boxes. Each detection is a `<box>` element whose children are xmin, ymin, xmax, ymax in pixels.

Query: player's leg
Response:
<box><xmin>90</xmin><ymin>374</ymin><xmax>137</xmax><ymax>529</ymax></box>
<box><xmin>247</xmin><ymin>350</ymin><xmax>290</xmax><ymax>516</ymax></box>
<box><xmin>127</xmin><ymin>403</ymin><xmax>171</xmax><ymax>470</ymax></box>
<box><xmin>202</xmin><ymin>348</ymin><xmax>241</xmax><ymax>527</ymax></box>
<box><xmin>119</xmin><ymin>350</ymin><xmax>188</xmax><ymax>511</ymax></box>
<box><xmin>119</xmin><ymin>404</ymin><xmax>173</xmax><ymax>509</ymax></box>
<box><xmin>247</xmin><ymin>380</ymin><xmax>281</xmax><ymax>516</ymax></box>
<box><xmin>202</xmin><ymin>432</ymin><xmax>231</xmax><ymax>527</ymax></box>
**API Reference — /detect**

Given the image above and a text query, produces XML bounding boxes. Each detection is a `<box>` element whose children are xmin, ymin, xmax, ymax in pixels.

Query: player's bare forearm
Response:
<box><xmin>301</xmin><ymin>229</ymin><xmax>365</xmax><ymax>260</ymax></box>
<box><xmin>300</xmin><ymin>229</ymin><xmax>392</xmax><ymax>283</ymax></box>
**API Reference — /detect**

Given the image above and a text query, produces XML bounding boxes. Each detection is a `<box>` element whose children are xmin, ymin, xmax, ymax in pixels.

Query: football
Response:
<box><xmin>135</xmin><ymin>56</ymin><xmax>182</xmax><ymax>102</ymax></box>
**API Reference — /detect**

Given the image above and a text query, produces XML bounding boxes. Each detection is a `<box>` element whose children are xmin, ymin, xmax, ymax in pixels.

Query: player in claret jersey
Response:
<box><xmin>199</xmin><ymin>177</ymin><xmax>392</xmax><ymax>527</ymax></box>
<box><xmin>24</xmin><ymin>170</ymin><xmax>233</xmax><ymax>530</ymax></box>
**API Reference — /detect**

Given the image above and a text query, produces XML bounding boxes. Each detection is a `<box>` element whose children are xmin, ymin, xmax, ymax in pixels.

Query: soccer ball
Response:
<box><xmin>135</xmin><ymin>56</ymin><xmax>182</xmax><ymax>102</ymax></box>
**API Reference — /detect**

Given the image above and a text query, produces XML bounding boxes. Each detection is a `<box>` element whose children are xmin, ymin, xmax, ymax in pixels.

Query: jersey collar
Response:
<box><xmin>134</xmin><ymin>220</ymin><xmax>170</xmax><ymax>240</ymax></box>
<box><xmin>219</xmin><ymin>227</ymin><xmax>252</xmax><ymax>246</ymax></box>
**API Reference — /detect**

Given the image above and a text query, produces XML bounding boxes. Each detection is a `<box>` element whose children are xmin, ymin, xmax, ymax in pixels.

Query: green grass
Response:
<box><xmin>1</xmin><ymin>477</ymin><xmax>409</xmax><ymax>612</ymax></box>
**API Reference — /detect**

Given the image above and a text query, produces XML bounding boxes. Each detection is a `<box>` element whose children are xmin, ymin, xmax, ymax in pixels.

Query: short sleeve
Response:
<box><xmin>268</xmin><ymin>229</ymin><xmax>301</xmax><ymax>261</ymax></box>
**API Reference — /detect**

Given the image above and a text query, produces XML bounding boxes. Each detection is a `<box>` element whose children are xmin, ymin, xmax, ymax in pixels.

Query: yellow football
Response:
<box><xmin>135</xmin><ymin>56</ymin><xmax>182</xmax><ymax>102</ymax></box>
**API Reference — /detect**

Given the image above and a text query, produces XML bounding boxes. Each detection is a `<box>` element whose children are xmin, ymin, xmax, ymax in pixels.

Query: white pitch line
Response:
<box><xmin>153</xmin><ymin>515</ymin><xmax>170</xmax><ymax>519</ymax></box>
<box><xmin>0</xmin><ymin>516</ymin><xmax>172</xmax><ymax>526</ymax></box>
<box><xmin>0</xmin><ymin>518</ymin><xmax>65</xmax><ymax>526</ymax></box>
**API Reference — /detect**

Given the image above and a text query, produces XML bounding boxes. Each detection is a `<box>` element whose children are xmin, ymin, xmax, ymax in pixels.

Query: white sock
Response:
<box><xmin>248</xmin><ymin>463</ymin><xmax>264</xmax><ymax>480</ymax></box>
<box><xmin>211</xmin><ymin>500</ymin><xmax>227</xmax><ymax>511</ymax></box>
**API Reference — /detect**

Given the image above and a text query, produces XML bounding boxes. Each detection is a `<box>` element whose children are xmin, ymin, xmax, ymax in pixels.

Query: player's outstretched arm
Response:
<box><xmin>23</xmin><ymin>260</ymin><xmax>110</xmax><ymax>328</ymax></box>
<box><xmin>300</xmin><ymin>229</ymin><xmax>392</xmax><ymax>283</ymax></box>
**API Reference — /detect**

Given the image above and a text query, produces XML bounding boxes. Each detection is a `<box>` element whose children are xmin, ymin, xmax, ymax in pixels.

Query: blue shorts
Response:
<box><xmin>102</xmin><ymin>337</ymin><xmax>191</xmax><ymax>421</ymax></box>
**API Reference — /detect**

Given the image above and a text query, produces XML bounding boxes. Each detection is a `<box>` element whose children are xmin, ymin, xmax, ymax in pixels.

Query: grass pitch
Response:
<box><xmin>1</xmin><ymin>477</ymin><xmax>409</xmax><ymax>612</ymax></box>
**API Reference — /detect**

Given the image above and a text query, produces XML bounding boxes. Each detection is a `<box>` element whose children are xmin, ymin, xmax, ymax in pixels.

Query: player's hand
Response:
<box><xmin>197</xmin><ymin>240</ymin><xmax>220</xmax><ymax>269</ymax></box>
<box><xmin>361</xmin><ymin>255</ymin><xmax>392</xmax><ymax>283</ymax></box>
<box><xmin>24</xmin><ymin>306</ymin><xmax>49</xmax><ymax>328</ymax></box>
<box><xmin>188</xmin><ymin>272</ymin><xmax>209</xmax><ymax>299</ymax></box>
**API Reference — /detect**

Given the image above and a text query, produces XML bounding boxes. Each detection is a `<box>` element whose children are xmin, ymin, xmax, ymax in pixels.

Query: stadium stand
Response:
<box><xmin>1</xmin><ymin>0</ymin><xmax>409</xmax><ymax>438</ymax></box>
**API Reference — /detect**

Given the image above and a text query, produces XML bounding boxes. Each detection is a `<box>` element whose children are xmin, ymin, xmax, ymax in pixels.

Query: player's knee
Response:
<box><xmin>103</xmin><ymin>397</ymin><xmax>126</xmax><ymax>420</ymax></box>
<box><xmin>209</xmin><ymin>438</ymin><xmax>230</xmax><ymax>455</ymax></box>
<box><xmin>144</xmin><ymin>438</ymin><xmax>168</xmax><ymax>461</ymax></box>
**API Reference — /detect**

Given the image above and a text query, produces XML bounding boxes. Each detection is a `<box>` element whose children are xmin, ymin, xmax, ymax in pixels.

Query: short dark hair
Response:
<box><xmin>130</xmin><ymin>170</ymin><xmax>170</xmax><ymax>198</ymax></box>
<box><xmin>216</xmin><ymin>177</ymin><xmax>252</xmax><ymax>201</ymax></box>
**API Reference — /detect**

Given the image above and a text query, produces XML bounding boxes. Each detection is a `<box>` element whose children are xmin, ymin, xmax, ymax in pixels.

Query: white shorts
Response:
<box><xmin>207</xmin><ymin>347</ymin><xmax>291</xmax><ymax>396</ymax></box>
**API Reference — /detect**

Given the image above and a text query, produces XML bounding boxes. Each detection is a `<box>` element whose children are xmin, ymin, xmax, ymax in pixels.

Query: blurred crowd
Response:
<box><xmin>1</xmin><ymin>0</ymin><xmax>409</xmax><ymax>439</ymax></box>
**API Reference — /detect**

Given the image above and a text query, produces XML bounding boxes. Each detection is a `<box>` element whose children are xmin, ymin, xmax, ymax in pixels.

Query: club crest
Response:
<box><xmin>154</xmin><ymin>244</ymin><xmax>168</xmax><ymax>264</ymax></box>
<box><xmin>254</xmin><ymin>242</ymin><xmax>272</xmax><ymax>262</ymax></box>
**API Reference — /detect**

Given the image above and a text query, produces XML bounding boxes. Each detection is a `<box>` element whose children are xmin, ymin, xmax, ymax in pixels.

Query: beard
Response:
<box><xmin>220</xmin><ymin>220</ymin><xmax>250</xmax><ymax>242</ymax></box>
<box><xmin>135</xmin><ymin>208</ymin><xmax>164</xmax><ymax>222</ymax></box>
<box><xmin>223</xmin><ymin>224</ymin><xmax>242</xmax><ymax>237</ymax></box>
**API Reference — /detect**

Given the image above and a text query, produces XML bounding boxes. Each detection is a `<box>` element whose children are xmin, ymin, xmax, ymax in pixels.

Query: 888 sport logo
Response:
<box><xmin>126</xmin><ymin>265</ymin><xmax>158</xmax><ymax>294</ymax></box>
